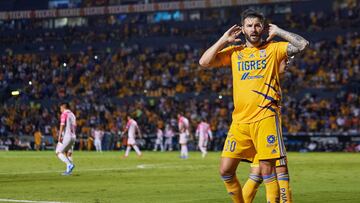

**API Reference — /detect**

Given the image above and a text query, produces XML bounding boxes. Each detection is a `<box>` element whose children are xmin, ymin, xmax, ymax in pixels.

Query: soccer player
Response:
<box><xmin>122</xmin><ymin>116</ymin><xmax>142</xmax><ymax>157</ymax></box>
<box><xmin>242</xmin><ymin>58</ymin><xmax>294</xmax><ymax>203</ymax></box>
<box><xmin>92</xmin><ymin>126</ymin><xmax>104</xmax><ymax>152</ymax></box>
<box><xmin>199</xmin><ymin>9</ymin><xmax>308</xmax><ymax>203</ymax></box>
<box><xmin>195</xmin><ymin>118</ymin><xmax>213</xmax><ymax>158</ymax></box>
<box><xmin>56</xmin><ymin>102</ymin><xmax>76</xmax><ymax>175</ymax></box>
<box><xmin>177</xmin><ymin>114</ymin><xmax>190</xmax><ymax>159</ymax></box>
<box><xmin>164</xmin><ymin>124</ymin><xmax>174</xmax><ymax>151</ymax></box>
<box><xmin>33</xmin><ymin>128</ymin><xmax>42</xmax><ymax>151</ymax></box>
<box><xmin>153</xmin><ymin>127</ymin><xmax>164</xmax><ymax>152</ymax></box>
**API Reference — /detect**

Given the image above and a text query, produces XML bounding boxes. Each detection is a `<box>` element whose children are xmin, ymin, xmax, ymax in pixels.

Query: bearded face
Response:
<box><xmin>242</xmin><ymin>17</ymin><xmax>265</xmax><ymax>45</ymax></box>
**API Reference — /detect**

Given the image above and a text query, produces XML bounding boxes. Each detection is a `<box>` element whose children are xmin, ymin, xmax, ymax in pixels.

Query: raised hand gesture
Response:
<box><xmin>266</xmin><ymin>23</ymin><xmax>281</xmax><ymax>42</ymax></box>
<box><xmin>221</xmin><ymin>25</ymin><xmax>242</xmax><ymax>43</ymax></box>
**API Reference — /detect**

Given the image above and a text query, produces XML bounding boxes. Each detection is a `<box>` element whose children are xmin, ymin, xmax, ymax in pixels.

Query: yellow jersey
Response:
<box><xmin>217</xmin><ymin>41</ymin><xmax>288</xmax><ymax>123</ymax></box>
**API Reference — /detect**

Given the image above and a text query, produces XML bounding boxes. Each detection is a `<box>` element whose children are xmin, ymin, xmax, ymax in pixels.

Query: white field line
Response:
<box><xmin>0</xmin><ymin>155</ymin><xmax>121</xmax><ymax>159</ymax></box>
<box><xmin>0</xmin><ymin>164</ymin><xmax>211</xmax><ymax>175</ymax></box>
<box><xmin>0</xmin><ymin>198</ymin><xmax>68</xmax><ymax>203</ymax></box>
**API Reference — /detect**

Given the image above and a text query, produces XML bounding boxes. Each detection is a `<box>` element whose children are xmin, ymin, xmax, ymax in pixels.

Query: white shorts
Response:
<box><xmin>179</xmin><ymin>133</ymin><xmax>187</xmax><ymax>145</ymax></box>
<box><xmin>56</xmin><ymin>136</ymin><xmax>75</xmax><ymax>153</ymax></box>
<box><xmin>94</xmin><ymin>139</ymin><xmax>101</xmax><ymax>146</ymax></box>
<box><xmin>165</xmin><ymin>137</ymin><xmax>172</xmax><ymax>144</ymax></box>
<box><xmin>198</xmin><ymin>138</ymin><xmax>208</xmax><ymax>148</ymax></box>
<box><xmin>127</xmin><ymin>137</ymin><xmax>136</xmax><ymax>145</ymax></box>
<box><xmin>155</xmin><ymin>138</ymin><xmax>163</xmax><ymax>145</ymax></box>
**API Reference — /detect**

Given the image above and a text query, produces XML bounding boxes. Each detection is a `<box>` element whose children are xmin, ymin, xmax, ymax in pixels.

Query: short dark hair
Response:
<box><xmin>201</xmin><ymin>116</ymin><xmax>207</xmax><ymax>122</ymax></box>
<box><xmin>60</xmin><ymin>102</ymin><xmax>69</xmax><ymax>108</ymax></box>
<box><xmin>241</xmin><ymin>9</ymin><xmax>265</xmax><ymax>25</ymax></box>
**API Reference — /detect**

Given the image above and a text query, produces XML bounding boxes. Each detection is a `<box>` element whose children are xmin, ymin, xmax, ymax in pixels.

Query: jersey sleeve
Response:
<box><xmin>275</xmin><ymin>42</ymin><xmax>289</xmax><ymax>62</ymax></box>
<box><xmin>60</xmin><ymin>113</ymin><xmax>67</xmax><ymax>126</ymax></box>
<box><xmin>125</xmin><ymin>121</ymin><xmax>130</xmax><ymax>130</ymax></box>
<box><xmin>195</xmin><ymin>125</ymin><xmax>200</xmax><ymax>137</ymax></box>
<box><xmin>178</xmin><ymin>118</ymin><xmax>183</xmax><ymax>128</ymax></box>
<box><xmin>208</xmin><ymin>129</ymin><xmax>213</xmax><ymax>139</ymax></box>
<box><xmin>216</xmin><ymin>46</ymin><xmax>235</xmax><ymax>67</ymax></box>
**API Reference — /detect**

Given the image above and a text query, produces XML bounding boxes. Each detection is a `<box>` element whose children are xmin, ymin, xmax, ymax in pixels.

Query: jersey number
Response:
<box><xmin>225</xmin><ymin>140</ymin><xmax>236</xmax><ymax>152</ymax></box>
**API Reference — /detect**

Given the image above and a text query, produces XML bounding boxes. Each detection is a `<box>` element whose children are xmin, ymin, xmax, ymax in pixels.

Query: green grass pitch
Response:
<box><xmin>0</xmin><ymin>151</ymin><xmax>359</xmax><ymax>203</ymax></box>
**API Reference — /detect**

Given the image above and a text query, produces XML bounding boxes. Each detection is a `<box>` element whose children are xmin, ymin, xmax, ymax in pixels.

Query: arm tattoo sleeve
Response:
<box><xmin>277</xmin><ymin>29</ymin><xmax>309</xmax><ymax>56</ymax></box>
<box><xmin>287</xmin><ymin>43</ymin><xmax>301</xmax><ymax>56</ymax></box>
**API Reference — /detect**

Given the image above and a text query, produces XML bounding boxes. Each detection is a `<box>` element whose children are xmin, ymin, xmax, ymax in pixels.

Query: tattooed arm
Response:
<box><xmin>266</xmin><ymin>24</ymin><xmax>309</xmax><ymax>56</ymax></box>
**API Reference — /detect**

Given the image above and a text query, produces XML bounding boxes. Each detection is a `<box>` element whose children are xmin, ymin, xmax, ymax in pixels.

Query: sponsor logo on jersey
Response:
<box><xmin>241</xmin><ymin>72</ymin><xmax>264</xmax><ymax>80</ymax></box>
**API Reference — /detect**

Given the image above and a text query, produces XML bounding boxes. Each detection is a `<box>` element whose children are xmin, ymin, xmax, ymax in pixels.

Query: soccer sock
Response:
<box><xmin>67</xmin><ymin>156</ymin><xmax>73</xmax><ymax>163</ymax></box>
<box><xmin>201</xmin><ymin>147</ymin><xmax>207</xmax><ymax>158</ymax></box>
<box><xmin>277</xmin><ymin>172</ymin><xmax>292</xmax><ymax>203</ymax></box>
<box><xmin>183</xmin><ymin>145</ymin><xmax>188</xmax><ymax>157</ymax></box>
<box><xmin>133</xmin><ymin>145</ymin><xmax>142</xmax><ymax>156</ymax></box>
<box><xmin>125</xmin><ymin>146</ymin><xmax>131</xmax><ymax>156</ymax></box>
<box><xmin>242</xmin><ymin>174</ymin><xmax>263</xmax><ymax>203</ymax></box>
<box><xmin>180</xmin><ymin>145</ymin><xmax>185</xmax><ymax>157</ymax></box>
<box><xmin>201</xmin><ymin>148</ymin><xmax>207</xmax><ymax>158</ymax></box>
<box><xmin>57</xmin><ymin>153</ymin><xmax>71</xmax><ymax>166</ymax></box>
<box><xmin>95</xmin><ymin>140</ymin><xmax>99</xmax><ymax>151</ymax></box>
<box><xmin>221</xmin><ymin>174</ymin><xmax>244</xmax><ymax>203</ymax></box>
<box><xmin>199</xmin><ymin>145</ymin><xmax>206</xmax><ymax>154</ymax></box>
<box><xmin>263</xmin><ymin>174</ymin><xmax>280</xmax><ymax>203</ymax></box>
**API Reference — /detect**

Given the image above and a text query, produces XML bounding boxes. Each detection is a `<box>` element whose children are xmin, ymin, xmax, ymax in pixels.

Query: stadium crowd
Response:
<box><xmin>1</xmin><ymin>30</ymin><xmax>359</xmax><ymax>99</ymax></box>
<box><xmin>0</xmin><ymin>0</ymin><xmax>359</xmax><ymax>52</ymax></box>
<box><xmin>0</xmin><ymin>1</ymin><xmax>359</xmax><ymax>152</ymax></box>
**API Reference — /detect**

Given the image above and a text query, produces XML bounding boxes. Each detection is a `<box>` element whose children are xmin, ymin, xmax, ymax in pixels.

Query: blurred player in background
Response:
<box><xmin>195</xmin><ymin>117</ymin><xmax>213</xmax><ymax>158</ymax></box>
<box><xmin>122</xmin><ymin>116</ymin><xmax>142</xmax><ymax>158</ymax></box>
<box><xmin>33</xmin><ymin>128</ymin><xmax>42</xmax><ymax>151</ymax></box>
<box><xmin>153</xmin><ymin>127</ymin><xmax>164</xmax><ymax>152</ymax></box>
<box><xmin>199</xmin><ymin>8</ymin><xmax>308</xmax><ymax>203</ymax></box>
<box><xmin>164</xmin><ymin>124</ymin><xmax>174</xmax><ymax>151</ymax></box>
<box><xmin>56</xmin><ymin>102</ymin><xmax>76</xmax><ymax>176</ymax></box>
<box><xmin>92</xmin><ymin>126</ymin><xmax>104</xmax><ymax>152</ymax></box>
<box><xmin>178</xmin><ymin>113</ymin><xmax>190</xmax><ymax>159</ymax></box>
<box><xmin>242</xmin><ymin>58</ymin><xmax>294</xmax><ymax>203</ymax></box>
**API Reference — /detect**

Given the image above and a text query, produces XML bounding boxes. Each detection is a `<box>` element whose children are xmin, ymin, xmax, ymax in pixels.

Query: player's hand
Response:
<box><xmin>266</xmin><ymin>23</ymin><xmax>281</xmax><ymax>42</ymax></box>
<box><xmin>221</xmin><ymin>25</ymin><xmax>242</xmax><ymax>43</ymax></box>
